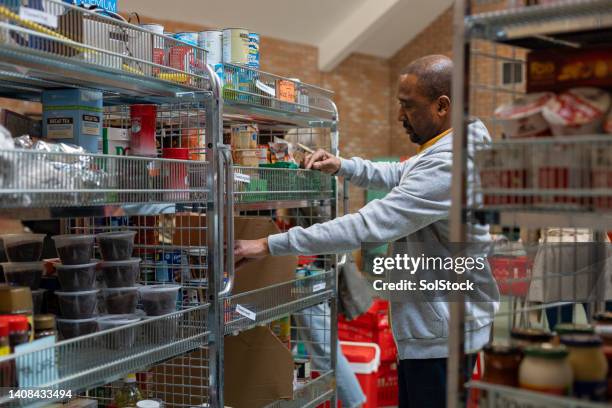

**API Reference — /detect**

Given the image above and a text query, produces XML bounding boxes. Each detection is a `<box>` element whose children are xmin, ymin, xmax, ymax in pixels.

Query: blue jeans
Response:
<box><xmin>295</xmin><ymin>303</ymin><xmax>366</xmax><ymax>408</ymax></box>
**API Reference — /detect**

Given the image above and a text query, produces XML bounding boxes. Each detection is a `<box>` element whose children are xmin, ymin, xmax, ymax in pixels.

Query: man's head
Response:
<box><xmin>397</xmin><ymin>55</ymin><xmax>453</xmax><ymax>145</ymax></box>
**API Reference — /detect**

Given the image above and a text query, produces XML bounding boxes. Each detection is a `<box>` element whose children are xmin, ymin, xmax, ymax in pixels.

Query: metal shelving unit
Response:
<box><xmin>449</xmin><ymin>1</ymin><xmax>612</xmax><ymax>407</ymax></box>
<box><xmin>0</xmin><ymin>1</ymin><xmax>339</xmax><ymax>407</ymax></box>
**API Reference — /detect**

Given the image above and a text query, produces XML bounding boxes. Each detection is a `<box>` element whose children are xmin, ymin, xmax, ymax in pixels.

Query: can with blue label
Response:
<box><xmin>174</xmin><ymin>32</ymin><xmax>198</xmax><ymax>46</ymax></box>
<box><xmin>248</xmin><ymin>32</ymin><xmax>260</xmax><ymax>69</ymax></box>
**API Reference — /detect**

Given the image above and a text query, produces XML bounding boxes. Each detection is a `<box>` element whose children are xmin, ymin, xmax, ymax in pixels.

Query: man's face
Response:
<box><xmin>397</xmin><ymin>74</ymin><xmax>441</xmax><ymax>145</ymax></box>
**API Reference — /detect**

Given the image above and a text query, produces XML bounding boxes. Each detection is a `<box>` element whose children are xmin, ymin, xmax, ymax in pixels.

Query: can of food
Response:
<box><xmin>222</xmin><ymin>28</ymin><xmax>249</xmax><ymax>65</ymax></box>
<box><xmin>140</xmin><ymin>24</ymin><xmax>165</xmax><ymax>74</ymax></box>
<box><xmin>174</xmin><ymin>32</ymin><xmax>198</xmax><ymax>46</ymax></box>
<box><xmin>248</xmin><ymin>32</ymin><xmax>260</xmax><ymax>69</ymax></box>
<box><xmin>198</xmin><ymin>30</ymin><xmax>223</xmax><ymax>67</ymax></box>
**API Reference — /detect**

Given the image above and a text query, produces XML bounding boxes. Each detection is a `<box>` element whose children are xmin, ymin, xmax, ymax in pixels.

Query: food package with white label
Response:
<box><xmin>493</xmin><ymin>92</ymin><xmax>554</xmax><ymax>138</ymax></box>
<box><xmin>542</xmin><ymin>87</ymin><xmax>611</xmax><ymax>136</ymax></box>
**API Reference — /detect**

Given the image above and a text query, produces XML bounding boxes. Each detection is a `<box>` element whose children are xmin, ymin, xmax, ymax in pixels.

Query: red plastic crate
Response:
<box><xmin>489</xmin><ymin>256</ymin><xmax>531</xmax><ymax>297</ymax></box>
<box><xmin>377</xmin><ymin>361</ymin><xmax>398</xmax><ymax>407</ymax></box>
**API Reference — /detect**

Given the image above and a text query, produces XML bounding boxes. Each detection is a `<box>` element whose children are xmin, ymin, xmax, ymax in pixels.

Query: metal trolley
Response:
<box><xmin>0</xmin><ymin>1</ymin><xmax>339</xmax><ymax>407</ymax></box>
<box><xmin>449</xmin><ymin>1</ymin><xmax>612</xmax><ymax>407</ymax></box>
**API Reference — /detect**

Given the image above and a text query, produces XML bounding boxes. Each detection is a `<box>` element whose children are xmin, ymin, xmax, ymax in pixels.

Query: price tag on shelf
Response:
<box><xmin>19</xmin><ymin>7</ymin><xmax>58</xmax><ymax>29</ymax></box>
<box><xmin>234</xmin><ymin>173</ymin><xmax>251</xmax><ymax>184</ymax></box>
<box><xmin>313</xmin><ymin>282</ymin><xmax>326</xmax><ymax>292</ymax></box>
<box><xmin>235</xmin><ymin>304</ymin><xmax>256</xmax><ymax>321</ymax></box>
<box><xmin>256</xmin><ymin>80</ymin><xmax>276</xmax><ymax>97</ymax></box>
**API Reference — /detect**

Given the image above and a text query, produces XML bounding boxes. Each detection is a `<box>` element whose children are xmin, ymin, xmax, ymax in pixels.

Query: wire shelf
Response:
<box><xmin>467</xmin><ymin>380</ymin><xmax>610</xmax><ymax>408</ymax></box>
<box><xmin>0</xmin><ymin>148</ymin><xmax>209</xmax><ymax>208</ymax></box>
<box><xmin>233</xmin><ymin>166</ymin><xmax>334</xmax><ymax>204</ymax></box>
<box><xmin>0</xmin><ymin>305</ymin><xmax>209</xmax><ymax>407</ymax></box>
<box><xmin>222</xmin><ymin>64</ymin><xmax>336</xmax><ymax>126</ymax></box>
<box><xmin>224</xmin><ymin>271</ymin><xmax>335</xmax><ymax>335</ymax></box>
<box><xmin>263</xmin><ymin>370</ymin><xmax>335</xmax><ymax>408</ymax></box>
<box><xmin>0</xmin><ymin>0</ymin><xmax>210</xmax><ymax>100</ymax></box>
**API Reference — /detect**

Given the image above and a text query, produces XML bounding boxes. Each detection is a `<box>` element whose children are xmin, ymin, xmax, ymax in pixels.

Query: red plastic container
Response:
<box><xmin>377</xmin><ymin>361</ymin><xmax>398</xmax><ymax>408</ymax></box>
<box><xmin>341</xmin><ymin>341</ymin><xmax>381</xmax><ymax>408</ymax></box>
<box><xmin>130</xmin><ymin>104</ymin><xmax>157</xmax><ymax>157</ymax></box>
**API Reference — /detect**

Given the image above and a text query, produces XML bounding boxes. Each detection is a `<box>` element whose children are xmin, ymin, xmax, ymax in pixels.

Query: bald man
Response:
<box><xmin>236</xmin><ymin>55</ymin><xmax>498</xmax><ymax>407</ymax></box>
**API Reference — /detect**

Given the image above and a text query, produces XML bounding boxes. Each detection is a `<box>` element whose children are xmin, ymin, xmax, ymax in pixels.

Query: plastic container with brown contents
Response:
<box><xmin>510</xmin><ymin>327</ymin><xmax>553</xmax><ymax>349</ymax></box>
<box><xmin>98</xmin><ymin>314</ymin><xmax>141</xmax><ymax>350</ymax></box>
<box><xmin>31</xmin><ymin>289</ymin><xmax>46</xmax><ymax>314</ymax></box>
<box><xmin>100</xmin><ymin>258</ymin><xmax>141</xmax><ymax>288</ymax></box>
<box><xmin>103</xmin><ymin>287</ymin><xmax>139</xmax><ymax>314</ymax></box>
<box><xmin>139</xmin><ymin>284</ymin><xmax>180</xmax><ymax>316</ymax></box>
<box><xmin>56</xmin><ymin>317</ymin><xmax>98</xmax><ymax>340</ymax></box>
<box><xmin>519</xmin><ymin>344</ymin><xmax>572</xmax><ymax>396</ymax></box>
<box><xmin>34</xmin><ymin>314</ymin><xmax>56</xmax><ymax>339</ymax></box>
<box><xmin>0</xmin><ymin>234</ymin><xmax>46</xmax><ymax>262</ymax></box>
<box><xmin>1</xmin><ymin>262</ymin><xmax>44</xmax><ymax>290</ymax></box>
<box><xmin>52</xmin><ymin>234</ymin><xmax>95</xmax><ymax>265</ymax></box>
<box><xmin>96</xmin><ymin>231</ymin><xmax>137</xmax><ymax>261</ymax></box>
<box><xmin>482</xmin><ymin>344</ymin><xmax>522</xmax><ymax>387</ymax></box>
<box><xmin>561</xmin><ymin>334</ymin><xmax>608</xmax><ymax>402</ymax></box>
<box><xmin>55</xmin><ymin>261</ymin><xmax>99</xmax><ymax>291</ymax></box>
<box><xmin>55</xmin><ymin>289</ymin><xmax>99</xmax><ymax>318</ymax></box>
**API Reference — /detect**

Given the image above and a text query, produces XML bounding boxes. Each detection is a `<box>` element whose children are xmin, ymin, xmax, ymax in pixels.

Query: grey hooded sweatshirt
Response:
<box><xmin>268</xmin><ymin>120</ymin><xmax>499</xmax><ymax>359</ymax></box>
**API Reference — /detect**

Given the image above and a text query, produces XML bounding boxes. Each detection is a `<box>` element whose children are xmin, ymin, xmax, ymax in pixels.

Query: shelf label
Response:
<box><xmin>234</xmin><ymin>173</ymin><xmax>251</xmax><ymax>184</ymax></box>
<box><xmin>236</xmin><ymin>304</ymin><xmax>256</xmax><ymax>321</ymax></box>
<box><xmin>19</xmin><ymin>7</ymin><xmax>58</xmax><ymax>29</ymax></box>
<box><xmin>256</xmin><ymin>80</ymin><xmax>276</xmax><ymax>97</ymax></box>
<box><xmin>313</xmin><ymin>282</ymin><xmax>326</xmax><ymax>292</ymax></box>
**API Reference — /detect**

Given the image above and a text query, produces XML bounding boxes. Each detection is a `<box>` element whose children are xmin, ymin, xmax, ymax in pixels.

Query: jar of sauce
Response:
<box><xmin>0</xmin><ymin>286</ymin><xmax>34</xmax><ymax>341</ymax></box>
<box><xmin>33</xmin><ymin>314</ymin><xmax>56</xmax><ymax>339</ymax></box>
<box><xmin>561</xmin><ymin>334</ymin><xmax>608</xmax><ymax>401</ymax></box>
<box><xmin>482</xmin><ymin>344</ymin><xmax>522</xmax><ymax>387</ymax></box>
<box><xmin>519</xmin><ymin>344</ymin><xmax>572</xmax><ymax>396</ymax></box>
<box><xmin>510</xmin><ymin>328</ymin><xmax>553</xmax><ymax>349</ymax></box>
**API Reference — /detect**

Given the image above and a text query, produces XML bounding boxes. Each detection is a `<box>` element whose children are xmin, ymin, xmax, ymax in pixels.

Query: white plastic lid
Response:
<box><xmin>137</xmin><ymin>400</ymin><xmax>161</xmax><ymax>408</ymax></box>
<box><xmin>56</xmin><ymin>317</ymin><xmax>98</xmax><ymax>323</ymax></box>
<box><xmin>55</xmin><ymin>260</ymin><xmax>99</xmax><ymax>270</ymax></box>
<box><xmin>0</xmin><ymin>233</ymin><xmax>46</xmax><ymax>244</ymax></box>
<box><xmin>100</xmin><ymin>258</ymin><xmax>142</xmax><ymax>266</ymax></box>
<box><xmin>51</xmin><ymin>234</ymin><xmax>95</xmax><ymax>246</ymax></box>
<box><xmin>0</xmin><ymin>261</ymin><xmax>44</xmax><ymax>272</ymax></box>
<box><xmin>96</xmin><ymin>231</ymin><xmax>137</xmax><ymax>239</ymax></box>
<box><xmin>98</xmin><ymin>314</ymin><xmax>141</xmax><ymax>325</ymax></box>
<box><xmin>55</xmin><ymin>289</ymin><xmax>99</xmax><ymax>296</ymax></box>
<box><xmin>139</xmin><ymin>284</ymin><xmax>181</xmax><ymax>293</ymax></box>
<box><xmin>103</xmin><ymin>286</ymin><xmax>139</xmax><ymax>293</ymax></box>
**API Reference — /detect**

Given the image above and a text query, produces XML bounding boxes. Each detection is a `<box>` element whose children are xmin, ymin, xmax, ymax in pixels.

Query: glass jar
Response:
<box><xmin>482</xmin><ymin>344</ymin><xmax>522</xmax><ymax>387</ymax></box>
<box><xmin>510</xmin><ymin>327</ymin><xmax>553</xmax><ymax>349</ymax></box>
<box><xmin>34</xmin><ymin>314</ymin><xmax>56</xmax><ymax>339</ymax></box>
<box><xmin>561</xmin><ymin>334</ymin><xmax>608</xmax><ymax>401</ymax></box>
<box><xmin>597</xmin><ymin>325</ymin><xmax>612</xmax><ymax>400</ymax></box>
<box><xmin>519</xmin><ymin>344</ymin><xmax>572</xmax><ymax>396</ymax></box>
<box><xmin>0</xmin><ymin>286</ymin><xmax>34</xmax><ymax>341</ymax></box>
<box><xmin>6</xmin><ymin>315</ymin><xmax>29</xmax><ymax>351</ymax></box>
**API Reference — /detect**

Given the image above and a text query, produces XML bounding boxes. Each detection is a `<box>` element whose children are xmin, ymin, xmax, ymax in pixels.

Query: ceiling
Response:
<box><xmin>120</xmin><ymin>0</ymin><xmax>453</xmax><ymax>70</ymax></box>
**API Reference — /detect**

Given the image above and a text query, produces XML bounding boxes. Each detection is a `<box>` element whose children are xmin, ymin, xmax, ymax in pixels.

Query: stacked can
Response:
<box><xmin>222</xmin><ymin>28</ymin><xmax>249</xmax><ymax>65</ymax></box>
<box><xmin>248</xmin><ymin>32</ymin><xmax>260</xmax><ymax>69</ymax></box>
<box><xmin>140</xmin><ymin>24</ymin><xmax>165</xmax><ymax>75</ymax></box>
<box><xmin>198</xmin><ymin>30</ymin><xmax>223</xmax><ymax>67</ymax></box>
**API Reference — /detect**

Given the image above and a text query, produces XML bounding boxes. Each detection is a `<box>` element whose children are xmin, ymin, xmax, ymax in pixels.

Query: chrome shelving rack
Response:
<box><xmin>449</xmin><ymin>1</ymin><xmax>612</xmax><ymax>407</ymax></box>
<box><xmin>0</xmin><ymin>1</ymin><xmax>339</xmax><ymax>407</ymax></box>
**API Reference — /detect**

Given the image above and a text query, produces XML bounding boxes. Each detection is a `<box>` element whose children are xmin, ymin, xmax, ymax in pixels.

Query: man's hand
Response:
<box><xmin>234</xmin><ymin>238</ymin><xmax>270</xmax><ymax>270</ymax></box>
<box><xmin>304</xmin><ymin>149</ymin><xmax>341</xmax><ymax>174</ymax></box>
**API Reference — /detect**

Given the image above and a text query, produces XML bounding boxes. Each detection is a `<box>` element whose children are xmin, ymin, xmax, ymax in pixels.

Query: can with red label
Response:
<box><xmin>129</xmin><ymin>104</ymin><xmax>157</xmax><ymax>157</ymax></box>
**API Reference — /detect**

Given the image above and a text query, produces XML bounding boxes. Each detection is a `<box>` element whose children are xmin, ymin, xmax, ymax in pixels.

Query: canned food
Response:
<box><xmin>248</xmin><ymin>32</ymin><xmax>260</xmax><ymax>69</ymax></box>
<box><xmin>174</xmin><ymin>32</ymin><xmax>198</xmax><ymax>46</ymax></box>
<box><xmin>198</xmin><ymin>30</ymin><xmax>223</xmax><ymax>67</ymax></box>
<box><xmin>223</xmin><ymin>28</ymin><xmax>249</xmax><ymax>65</ymax></box>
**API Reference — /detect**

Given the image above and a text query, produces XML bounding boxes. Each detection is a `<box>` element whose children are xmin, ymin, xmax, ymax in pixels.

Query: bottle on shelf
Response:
<box><xmin>114</xmin><ymin>373</ymin><xmax>143</xmax><ymax>408</ymax></box>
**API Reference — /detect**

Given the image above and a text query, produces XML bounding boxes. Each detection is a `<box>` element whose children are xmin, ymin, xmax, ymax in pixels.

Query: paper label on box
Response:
<box><xmin>234</xmin><ymin>173</ymin><xmax>251</xmax><ymax>184</ymax></box>
<box><xmin>15</xmin><ymin>335</ymin><xmax>58</xmax><ymax>388</ymax></box>
<box><xmin>236</xmin><ymin>304</ymin><xmax>256</xmax><ymax>321</ymax></box>
<box><xmin>82</xmin><ymin>114</ymin><xmax>101</xmax><ymax>136</ymax></box>
<box><xmin>256</xmin><ymin>80</ymin><xmax>276</xmax><ymax>97</ymax></box>
<box><xmin>19</xmin><ymin>6</ymin><xmax>58</xmax><ymax>29</ymax></box>
<box><xmin>46</xmin><ymin>117</ymin><xmax>74</xmax><ymax>139</ymax></box>
<box><xmin>313</xmin><ymin>282</ymin><xmax>326</xmax><ymax>292</ymax></box>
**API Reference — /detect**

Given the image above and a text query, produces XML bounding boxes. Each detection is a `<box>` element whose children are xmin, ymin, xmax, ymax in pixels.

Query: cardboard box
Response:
<box><xmin>527</xmin><ymin>48</ymin><xmax>612</xmax><ymax>92</ymax></box>
<box><xmin>150</xmin><ymin>327</ymin><xmax>293</xmax><ymax>408</ymax></box>
<box><xmin>173</xmin><ymin>215</ymin><xmax>297</xmax><ymax>294</ymax></box>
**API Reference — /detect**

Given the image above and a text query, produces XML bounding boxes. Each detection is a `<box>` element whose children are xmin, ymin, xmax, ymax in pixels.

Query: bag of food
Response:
<box><xmin>542</xmin><ymin>87</ymin><xmax>611</xmax><ymax>136</ymax></box>
<box><xmin>494</xmin><ymin>92</ymin><xmax>554</xmax><ymax>138</ymax></box>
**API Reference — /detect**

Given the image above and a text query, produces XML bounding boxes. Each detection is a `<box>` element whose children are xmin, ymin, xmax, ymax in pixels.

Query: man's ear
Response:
<box><xmin>437</xmin><ymin>95</ymin><xmax>451</xmax><ymax>115</ymax></box>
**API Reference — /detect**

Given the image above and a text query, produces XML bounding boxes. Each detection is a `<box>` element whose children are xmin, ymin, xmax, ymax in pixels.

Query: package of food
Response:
<box><xmin>230</xmin><ymin>124</ymin><xmax>258</xmax><ymax>150</ymax></box>
<box><xmin>268</xmin><ymin>138</ymin><xmax>296</xmax><ymax>164</ymax></box>
<box><xmin>494</xmin><ymin>93</ymin><xmax>554</xmax><ymax>138</ymax></box>
<box><xmin>542</xmin><ymin>87</ymin><xmax>611</xmax><ymax>136</ymax></box>
<box><xmin>233</xmin><ymin>147</ymin><xmax>269</xmax><ymax>167</ymax></box>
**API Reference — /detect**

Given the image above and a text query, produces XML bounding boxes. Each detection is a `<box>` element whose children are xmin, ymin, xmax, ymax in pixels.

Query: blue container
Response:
<box><xmin>63</xmin><ymin>0</ymin><xmax>118</xmax><ymax>13</ymax></box>
<box><xmin>174</xmin><ymin>32</ymin><xmax>198</xmax><ymax>46</ymax></box>
<box><xmin>248</xmin><ymin>32</ymin><xmax>260</xmax><ymax>69</ymax></box>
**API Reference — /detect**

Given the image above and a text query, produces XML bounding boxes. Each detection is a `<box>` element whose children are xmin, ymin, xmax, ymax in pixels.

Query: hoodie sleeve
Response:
<box><xmin>268</xmin><ymin>152</ymin><xmax>452</xmax><ymax>256</ymax></box>
<box><xmin>337</xmin><ymin>157</ymin><xmax>407</xmax><ymax>191</ymax></box>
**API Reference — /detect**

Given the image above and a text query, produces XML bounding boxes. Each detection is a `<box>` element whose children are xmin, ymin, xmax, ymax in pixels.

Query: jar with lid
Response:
<box><xmin>595</xmin><ymin>325</ymin><xmax>612</xmax><ymax>400</ymax></box>
<box><xmin>0</xmin><ymin>286</ymin><xmax>33</xmax><ymax>341</ymax></box>
<box><xmin>482</xmin><ymin>344</ymin><xmax>522</xmax><ymax>387</ymax></box>
<box><xmin>519</xmin><ymin>344</ymin><xmax>572</xmax><ymax>396</ymax></box>
<box><xmin>0</xmin><ymin>318</ymin><xmax>11</xmax><ymax>387</ymax></box>
<box><xmin>561</xmin><ymin>334</ymin><xmax>608</xmax><ymax>401</ymax></box>
<box><xmin>6</xmin><ymin>315</ymin><xmax>30</xmax><ymax>352</ymax></box>
<box><xmin>510</xmin><ymin>327</ymin><xmax>553</xmax><ymax>348</ymax></box>
<box><xmin>554</xmin><ymin>323</ymin><xmax>594</xmax><ymax>335</ymax></box>
<box><xmin>34</xmin><ymin>314</ymin><xmax>56</xmax><ymax>339</ymax></box>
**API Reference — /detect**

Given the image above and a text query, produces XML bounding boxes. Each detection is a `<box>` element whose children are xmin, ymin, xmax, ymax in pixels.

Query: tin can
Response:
<box><xmin>222</xmin><ymin>28</ymin><xmax>249</xmax><ymax>65</ymax></box>
<box><xmin>248</xmin><ymin>32</ymin><xmax>260</xmax><ymax>69</ymax></box>
<box><xmin>198</xmin><ymin>30</ymin><xmax>223</xmax><ymax>67</ymax></box>
<box><xmin>174</xmin><ymin>32</ymin><xmax>198</xmax><ymax>46</ymax></box>
<box><xmin>141</xmin><ymin>24</ymin><xmax>165</xmax><ymax>74</ymax></box>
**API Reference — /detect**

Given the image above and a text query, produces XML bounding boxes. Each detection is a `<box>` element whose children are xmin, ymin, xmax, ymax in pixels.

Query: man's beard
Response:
<box><xmin>404</xmin><ymin>121</ymin><xmax>423</xmax><ymax>144</ymax></box>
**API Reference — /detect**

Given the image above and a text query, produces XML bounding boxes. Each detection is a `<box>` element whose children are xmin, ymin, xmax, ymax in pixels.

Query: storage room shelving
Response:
<box><xmin>449</xmin><ymin>1</ymin><xmax>612</xmax><ymax>407</ymax></box>
<box><xmin>0</xmin><ymin>1</ymin><xmax>339</xmax><ymax>407</ymax></box>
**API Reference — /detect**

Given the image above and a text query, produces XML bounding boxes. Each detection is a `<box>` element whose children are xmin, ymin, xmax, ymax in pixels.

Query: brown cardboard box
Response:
<box><xmin>173</xmin><ymin>214</ymin><xmax>297</xmax><ymax>294</ymax></box>
<box><xmin>150</xmin><ymin>327</ymin><xmax>293</xmax><ymax>408</ymax></box>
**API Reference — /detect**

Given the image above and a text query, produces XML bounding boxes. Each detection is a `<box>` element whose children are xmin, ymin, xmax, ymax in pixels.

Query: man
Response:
<box><xmin>235</xmin><ymin>55</ymin><xmax>498</xmax><ymax>407</ymax></box>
